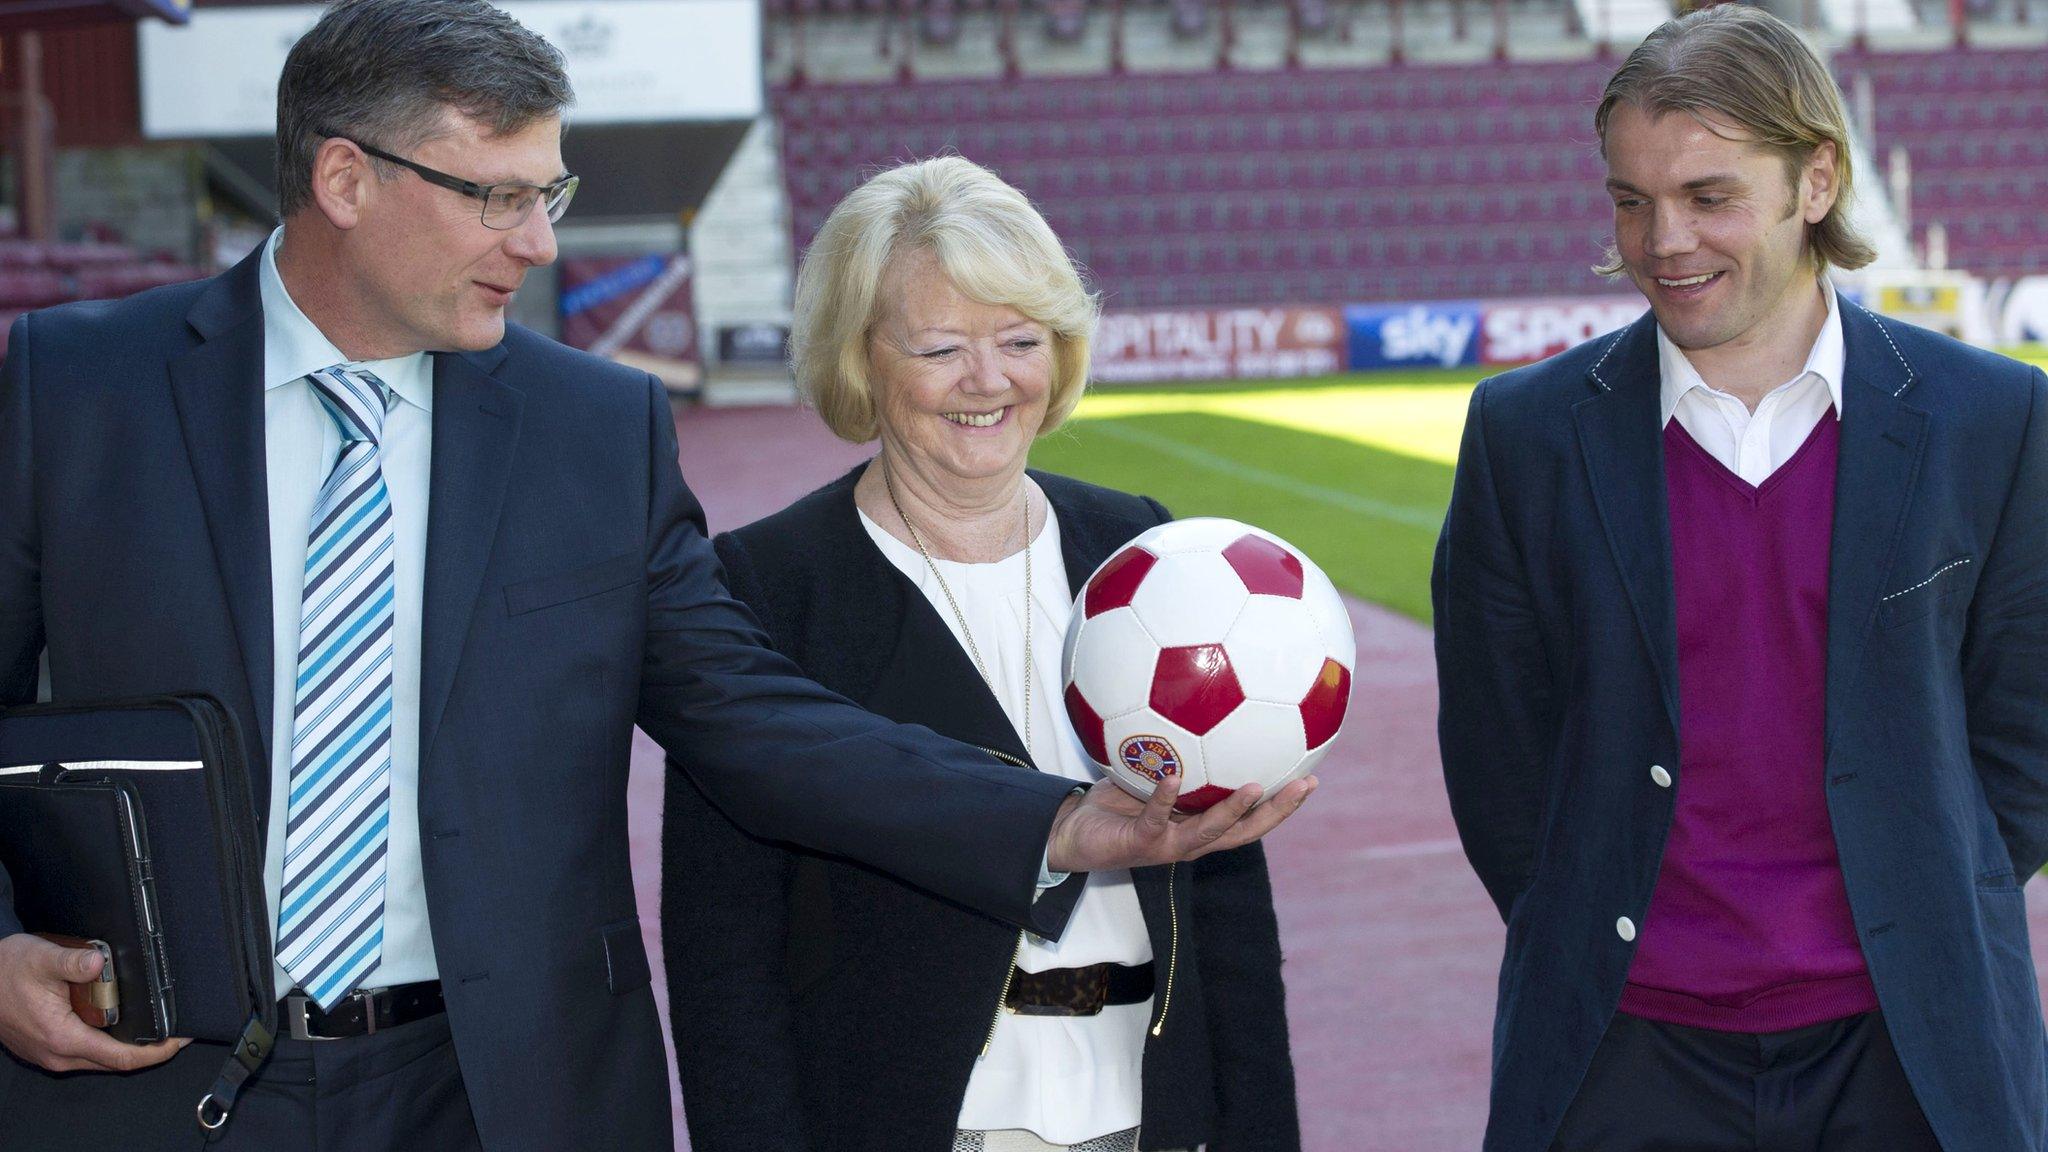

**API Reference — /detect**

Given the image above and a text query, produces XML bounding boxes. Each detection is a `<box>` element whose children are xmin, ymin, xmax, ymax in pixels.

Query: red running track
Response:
<box><xmin>630</xmin><ymin>400</ymin><xmax>2048</xmax><ymax>1151</ymax></box>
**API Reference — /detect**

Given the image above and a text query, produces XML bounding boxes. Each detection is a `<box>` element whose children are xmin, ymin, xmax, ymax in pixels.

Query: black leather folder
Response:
<box><xmin>0</xmin><ymin>766</ymin><xmax>167</xmax><ymax>1042</ymax></box>
<box><xmin>0</xmin><ymin>696</ymin><xmax>273</xmax><ymax>1046</ymax></box>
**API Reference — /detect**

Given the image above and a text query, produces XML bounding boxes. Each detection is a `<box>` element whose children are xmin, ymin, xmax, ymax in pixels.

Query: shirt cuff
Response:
<box><xmin>1037</xmin><ymin>850</ymin><xmax>1069</xmax><ymax>891</ymax></box>
<box><xmin>1034</xmin><ymin>784</ymin><xmax>1087</xmax><ymax>893</ymax></box>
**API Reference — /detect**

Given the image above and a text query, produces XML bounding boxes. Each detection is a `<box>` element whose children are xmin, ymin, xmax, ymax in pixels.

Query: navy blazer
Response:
<box><xmin>663</xmin><ymin>466</ymin><xmax>1300</xmax><ymax>1152</ymax></box>
<box><xmin>0</xmin><ymin>247</ymin><xmax>1084</xmax><ymax>1151</ymax></box>
<box><xmin>1433</xmin><ymin>300</ymin><xmax>2048</xmax><ymax>1152</ymax></box>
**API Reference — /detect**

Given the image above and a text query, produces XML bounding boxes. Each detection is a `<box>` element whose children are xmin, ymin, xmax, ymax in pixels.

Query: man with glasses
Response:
<box><xmin>0</xmin><ymin>2</ymin><xmax>1309</xmax><ymax>1149</ymax></box>
<box><xmin>329</xmin><ymin>133</ymin><xmax>580</xmax><ymax>235</ymax></box>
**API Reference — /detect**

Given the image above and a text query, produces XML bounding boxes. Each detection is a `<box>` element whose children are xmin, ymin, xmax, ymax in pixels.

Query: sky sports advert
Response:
<box><xmin>1344</xmin><ymin>296</ymin><xmax>1648</xmax><ymax>372</ymax></box>
<box><xmin>1090</xmin><ymin>295</ymin><xmax>1648</xmax><ymax>384</ymax></box>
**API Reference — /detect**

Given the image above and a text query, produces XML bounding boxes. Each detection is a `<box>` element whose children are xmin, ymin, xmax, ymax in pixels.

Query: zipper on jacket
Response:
<box><xmin>1150</xmin><ymin>862</ymin><xmax>1178</xmax><ymax>1037</ymax></box>
<box><xmin>1134</xmin><ymin>865</ymin><xmax>1179</xmax><ymax>1150</ymax></box>
<box><xmin>983</xmin><ymin>931</ymin><xmax>1026</xmax><ymax>1056</ymax></box>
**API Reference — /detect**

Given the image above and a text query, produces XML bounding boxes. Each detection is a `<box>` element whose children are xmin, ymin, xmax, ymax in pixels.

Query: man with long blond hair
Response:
<box><xmin>1434</xmin><ymin>7</ymin><xmax>2048</xmax><ymax>1150</ymax></box>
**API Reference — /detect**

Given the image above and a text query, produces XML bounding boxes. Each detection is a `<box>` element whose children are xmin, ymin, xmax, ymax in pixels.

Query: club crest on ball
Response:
<box><xmin>1119</xmin><ymin>735</ymin><xmax>1182</xmax><ymax>783</ymax></box>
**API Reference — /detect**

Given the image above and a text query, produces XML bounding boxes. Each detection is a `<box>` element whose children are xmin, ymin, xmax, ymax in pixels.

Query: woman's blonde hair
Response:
<box><xmin>1593</xmin><ymin>5</ymin><xmax>1877</xmax><ymax>276</ymax></box>
<box><xmin>789</xmin><ymin>155</ymin><xmax>1099</xmax><ymax>443</ymax></box>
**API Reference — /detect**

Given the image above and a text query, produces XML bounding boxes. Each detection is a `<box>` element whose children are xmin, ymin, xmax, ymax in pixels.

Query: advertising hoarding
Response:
<box><xmin>717</xmin><ymin>323</ymin><xmax>792</xmax><ymax>367</ymax></box>
<box><xmin>1093</xmin><ymin>306</ymin><xmax>1346</xmax><ymax>384</ymax></box>
<box><xmin>1479</xmin><ymin>296</ymin><xmax>1647</xmax><ymax>366</ymax></box>
<box><xmin>1999</xmin><ymin>277</ymin><xmax>2048</xmax><ymax>345</ymax></box>
<box><xmin>558</xmin><ymin>252</ymin><xmax>701</xmax><ymax>391</ymax></box>
<box><xmin>1343</xmin><ymin>301</ymin><xmax>1484</xmax><ymax>370</ymax></box>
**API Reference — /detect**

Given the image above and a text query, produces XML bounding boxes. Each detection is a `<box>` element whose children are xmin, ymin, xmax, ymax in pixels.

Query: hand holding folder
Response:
<box><xmin>0</xmin><ymin>695</ymin><xmax>276</xmax><ymax>1130</ymax></box>
<box><xmin>0</xmin><ymin>931</ymin><xmax>188</xmax><ymax>1073</ymax></box>
<box><xmin>40</xmin><ymin>933</ymin><xmax>120</xmax><ymax>1029</ymax></box>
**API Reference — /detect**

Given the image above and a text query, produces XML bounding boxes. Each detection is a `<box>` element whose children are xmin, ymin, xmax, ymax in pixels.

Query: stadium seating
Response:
<box><xmin>774</xmin><ymin>59</ymin><xmax>1620</xmax><ymax>306</ymax></box>
<box><xmin>765</xmin><ymin>0</ymin><xmax>1345</xmax><ymax>43</ymax></box>
<box><xmin>0</xmin><ymin>237</ymin><xmax>208</xmax><ymax>357</ymax></box>
<box><xmin>1837</xmin><ymin>46</ymin><xmax>2048</xmax><ymax>280</ymax></box>
<box><xmin>776</xmin><ymin>41</ymin><xmax>2048</xmax><ymax>306</ymax></box>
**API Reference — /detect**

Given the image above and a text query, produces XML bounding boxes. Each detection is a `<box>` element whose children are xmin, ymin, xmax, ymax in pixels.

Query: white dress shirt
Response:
<box><xmin>1658</xmin><ymin>279</ymin><xmax>1846</xmax><ymax>485</ymax></box>
<box><xmin>860</xmin><ymin>504</ymin><xmax>1151</xmax><ymax>1145</ymax></box>
<box><xmin>258</xmin><ymin>228</ymin><xmax>438</xmax><ymax>997</ymax></box>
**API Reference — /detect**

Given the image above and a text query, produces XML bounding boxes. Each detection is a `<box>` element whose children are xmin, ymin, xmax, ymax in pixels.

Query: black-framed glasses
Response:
<box><xmin>321</xmin><ymin>130</ymin><xmax>579</xmax><ymax>230</ymax></box>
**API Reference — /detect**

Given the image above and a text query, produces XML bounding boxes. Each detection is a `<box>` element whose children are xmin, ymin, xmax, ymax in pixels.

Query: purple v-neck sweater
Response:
<box><xmin>1618</xmin><ymin>415</ymin><xmax>1879</xmax><ymax>1033</ymax></box>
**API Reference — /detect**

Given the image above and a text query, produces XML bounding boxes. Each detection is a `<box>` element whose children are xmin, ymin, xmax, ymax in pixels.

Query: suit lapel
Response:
<box><xmin>161</xmin><ymin>253</ymin><xmax>536</xmax><ymax>791</ymax></box>
<box><xmin>1824</xmin><ymin>302</ymin><xmax>1928</xmax><ymax>748</ymax></box>
<box><xmin>418</xmin><ymin>348</ymin><xmax>523</xmax><ymax>763</ymax></box>
<box><xmin>1573</xmin><ymin>314</ymin><xmax>1681</xmax><ymax>735</ymax></box>
<box><xmin>1042</xmin><ymin>471</ymin><xmax>1137</xmax><ymax>596</ymax></box>
<box><xmin>865</xmin><ymin>579</ymin><xmax>1030</xmax><ymax>763</ymax></box>
<box><xmin>167</xmin><ymin>254</ymin><xmax>277</xmax><ymax>772</ymax></box>
<box><xmin>837</xmin><ymin>470</ymin><xmax>1151</xmax><ymax>766</ymax></box>
<box><xmin>832</xmin><ymin>471</ymin><xmax>1034</xmax><ymax>764</ymax></box>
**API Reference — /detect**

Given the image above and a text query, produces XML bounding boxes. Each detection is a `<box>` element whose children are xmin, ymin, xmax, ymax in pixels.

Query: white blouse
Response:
<box><xmin>859</xmin><ymin>502</ymin><xmax>1152</xmax><ymax>1144</ymax></box>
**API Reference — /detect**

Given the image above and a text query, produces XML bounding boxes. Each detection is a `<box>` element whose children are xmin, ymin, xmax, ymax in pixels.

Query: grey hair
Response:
<box><xmin>275</xmin><ymin>0</ymin><xmax>574</xmax><ymax>219</ymax></box>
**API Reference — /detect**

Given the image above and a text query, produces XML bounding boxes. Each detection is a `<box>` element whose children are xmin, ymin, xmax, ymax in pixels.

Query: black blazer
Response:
<box><xmin>1434</xmin><ymin>303</ymin><xmax>2048</xmax><ymax>1152</ymax></box>
<box><xmin>0</xmin><ymin>248</ymin><xmax>1085</xmax><ymax>1152</ymax></box>
<box><xmin>664</xmin><ymin>465</ymin><xmax>1301</xmax><ymax>1152</ymax></box>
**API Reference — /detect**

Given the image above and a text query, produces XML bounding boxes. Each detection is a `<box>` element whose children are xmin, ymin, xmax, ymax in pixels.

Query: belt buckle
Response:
<box><xmin>285</xmin><ymin>989</ymin><xmax>376</xmax><ymax>1041</ymax></box>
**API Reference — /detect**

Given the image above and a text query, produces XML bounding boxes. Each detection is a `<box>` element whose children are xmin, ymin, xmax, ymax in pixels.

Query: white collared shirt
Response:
<box><xmin>860</xmin><ymin>504</ymin><xmax>1151</xmax><ymax>1145</ymax></box>
<box><xmin>1657</xmin><ymin>279</ymin><xmax>1846</xmax><ymax>486</ymax></box>
<box><xmin>257</xmin><ymin>227</ymin><xmax>439</xmax><ymax>997</ymax></box>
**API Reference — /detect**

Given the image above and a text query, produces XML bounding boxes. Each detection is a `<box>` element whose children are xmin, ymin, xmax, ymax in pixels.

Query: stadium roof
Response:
<box><xmin>0</xmin><ymin>0</ymin><xmax>191</xmax><ymax>31</ymax></box>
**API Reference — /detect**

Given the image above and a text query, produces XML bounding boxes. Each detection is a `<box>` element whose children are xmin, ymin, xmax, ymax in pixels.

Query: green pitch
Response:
<box><xmin>1030</xmin><ymin>371</ymin><xmax>1476</xmax><ymax>622</ymax></box>
<box><xmin>1032</xmin><ymin>348</ymin><xmax>2048</xmax><ymax>622</ymax></box>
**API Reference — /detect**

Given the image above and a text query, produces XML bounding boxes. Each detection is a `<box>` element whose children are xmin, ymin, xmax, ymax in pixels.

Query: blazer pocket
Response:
<box><xmin>600</xmin><ymin>917</ymin><xmax>652</xmax><ymax>995</ymax></box>
<box><xmin>503</xmin><ymin>551</ymin><xmax>642</xmax><ymax>617</ymax></box>
<box><xmin>1877</xmin><ymin>556</ymin><xmax>1973</xmax><ymax>629</ymax></box>
<box><xmin>1978</xmin><ymin>867</ymin><xmax>2022</xmax><ymax>893</ymax></box>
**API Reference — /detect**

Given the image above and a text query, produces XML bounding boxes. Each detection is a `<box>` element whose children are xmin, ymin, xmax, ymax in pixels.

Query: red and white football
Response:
<box><xmin>1061</xmin><ymin>518</ymin><xmax>1354</xmax><ymax>813</ymax></box>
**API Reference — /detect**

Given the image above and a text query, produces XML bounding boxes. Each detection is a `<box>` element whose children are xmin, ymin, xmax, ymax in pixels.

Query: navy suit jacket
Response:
<box><xmin>0</xmin><ymin>246</ymin><xmax>1082</xmax><ymax>1150</ymax></box>
<box><xmin>1433</xmin><ymin>301</ymin><xmax>2048</xmax><ymax>1152</ymax></box>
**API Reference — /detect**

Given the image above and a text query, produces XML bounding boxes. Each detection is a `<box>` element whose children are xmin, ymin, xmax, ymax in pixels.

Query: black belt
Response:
<box><xmin>1004</xmin><ymin>963</ymin><xmax>1154</xmax><ymax>1017</ymax></box>
<box><xmin>282</xmin><ymin>980</ymin><xmax>445</xmax><ymax>1041</ymax></box>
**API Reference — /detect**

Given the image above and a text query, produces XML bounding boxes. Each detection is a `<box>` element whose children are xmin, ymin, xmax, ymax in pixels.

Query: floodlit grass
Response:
<box><xmin>1032</xmin><ymin>377</ymin><xmax>1474</xmax><ymax>621</ymax></box>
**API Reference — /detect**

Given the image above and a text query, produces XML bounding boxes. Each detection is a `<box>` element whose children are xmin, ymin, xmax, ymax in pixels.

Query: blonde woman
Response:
<box><xmin>662</xmin><ymin>156</ymin><xmax>1301</xmax><ymax>1152</ymax></box>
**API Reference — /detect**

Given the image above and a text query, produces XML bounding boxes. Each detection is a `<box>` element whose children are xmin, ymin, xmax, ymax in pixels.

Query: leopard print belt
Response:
<box><xmin>1003</xmin><ymin>962</ymin><xmax>1155</xmax><ymax>1017</ymax></box>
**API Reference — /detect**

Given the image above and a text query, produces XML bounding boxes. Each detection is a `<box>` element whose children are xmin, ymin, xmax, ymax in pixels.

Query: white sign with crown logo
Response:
<box><xmin>141</xmin><ymin>1</ymin><xmax>761</xmax><ymax>140</ymax></box>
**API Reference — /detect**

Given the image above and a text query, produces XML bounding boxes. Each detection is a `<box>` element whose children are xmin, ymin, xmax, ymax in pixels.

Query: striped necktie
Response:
<box><xmin>276</xmin><ymin>364</ymin><xmax>397</xmax><ymax>1010</ymax></box>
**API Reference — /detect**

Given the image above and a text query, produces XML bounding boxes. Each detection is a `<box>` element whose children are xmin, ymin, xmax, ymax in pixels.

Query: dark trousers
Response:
<box><xmin>1550</xmin><ymin>1011</ymin><xmax>1943</xmax><ymax>1152</ymax></box>
<box><xmin>0</xmin><ymin>1011</ymin><xmax>482</xmax><ymax>1152</ymax></box>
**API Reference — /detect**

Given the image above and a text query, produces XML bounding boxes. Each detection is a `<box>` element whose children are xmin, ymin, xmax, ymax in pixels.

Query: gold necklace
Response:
<box><xmin>881</xmin><ymin>459</ymin><xmax>1032</xmax><ymax>759</ymax></box>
